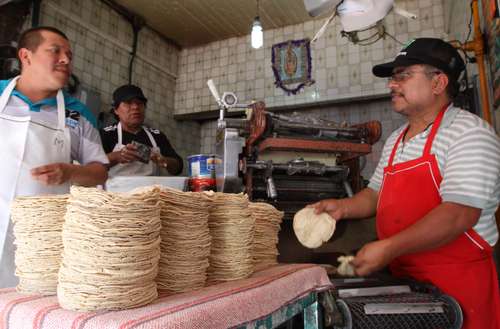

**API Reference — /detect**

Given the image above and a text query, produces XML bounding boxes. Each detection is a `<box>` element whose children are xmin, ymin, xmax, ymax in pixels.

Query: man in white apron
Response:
<box><xmin>100</xmin><ymin>84</ymin><xmax>183</xmax><ymax>177</ymax></box>
<box><xmin>0</xmin><ymin>27</ymin><xmax>108</xmax><ymax>287</ymax></box>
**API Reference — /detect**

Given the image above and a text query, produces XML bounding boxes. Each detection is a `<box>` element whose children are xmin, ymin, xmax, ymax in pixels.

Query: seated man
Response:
<box><xmin>100</xmin><ymin>84</ymin><xmax>183</xmax><ymax>176</ymax></box>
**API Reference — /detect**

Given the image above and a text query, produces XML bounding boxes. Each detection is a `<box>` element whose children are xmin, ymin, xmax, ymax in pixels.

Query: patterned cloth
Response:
<box><xmin>0</xmin><ymin>263</ymin><xmax>331</xmax><ymax>329</ymax></box>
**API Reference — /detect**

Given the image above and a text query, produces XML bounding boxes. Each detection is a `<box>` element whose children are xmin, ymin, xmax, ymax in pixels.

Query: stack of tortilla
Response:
<box><xmin>57</xmin><ymin>186</ymin><xmax>161</xmax><ymax>311</ymax></box>
<box><xmin>248</xmin><ymin>202</ymin><xmax>284</xmax><ymax>271</ymax></box>
<box><xmin>10</xmin><ymin>194</ymin><xmax>68</xmax><ymax>295</ymax></box>
<box><xmin>157</xmin><ymin>187</ymin><xmax>211</xmax><ymax>294</ymax></box>
<box><xmin>206</xmin><ymin>192</ymin><xmax>255</xmax><ymax>284</ymax></box>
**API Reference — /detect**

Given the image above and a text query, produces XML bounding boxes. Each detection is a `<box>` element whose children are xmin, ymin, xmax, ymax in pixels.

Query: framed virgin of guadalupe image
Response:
<box><xmin>271</xmin><ymin>38</ymin><xmax>315</xmax><ymax>95</ymax></box>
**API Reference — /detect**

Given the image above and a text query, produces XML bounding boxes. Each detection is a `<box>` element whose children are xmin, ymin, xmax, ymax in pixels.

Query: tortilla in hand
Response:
<box><xmin>293</xmin><ymin>207</ymin><xmax>335</xmax><ymax>249</ymax></box>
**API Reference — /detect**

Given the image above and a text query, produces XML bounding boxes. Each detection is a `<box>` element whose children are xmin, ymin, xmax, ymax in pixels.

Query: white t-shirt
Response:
<box><xmin>369</xmin><ymin>105</ymin><xmax>500</xmax><ymax>245</ymax></box>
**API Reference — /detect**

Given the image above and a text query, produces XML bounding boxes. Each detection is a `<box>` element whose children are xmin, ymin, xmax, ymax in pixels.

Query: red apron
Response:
<box><xmin>376</xmin><ymin>106</ymin><xmax>500</xmax><ymax>329</ymax></box>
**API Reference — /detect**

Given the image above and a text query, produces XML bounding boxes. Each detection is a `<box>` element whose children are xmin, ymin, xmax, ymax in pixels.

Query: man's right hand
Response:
<box><xmin>308</xmin><ymin>198</ymin><xmax>347</xmax><ymax>221</ymax></box>
<box><xmin>31</xmin><ymin>163</ymin><xmax>74</xmax><ymax>185</ymax></box>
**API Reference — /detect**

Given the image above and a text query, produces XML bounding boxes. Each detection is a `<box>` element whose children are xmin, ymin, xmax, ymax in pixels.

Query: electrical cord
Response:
<box><xmin>465</xmin><ymin>1</ymin><xmax>474</xmax><ymax>44</ymax></box>
<box><xmin>311</xmin><ymin>0</ymin><xmax>345</xmax><ymax>44</ymax></box>
<box><xmin>383</xmin><ymin>30</ymin><xmax>405</xmax><ymax>46</ymax></box>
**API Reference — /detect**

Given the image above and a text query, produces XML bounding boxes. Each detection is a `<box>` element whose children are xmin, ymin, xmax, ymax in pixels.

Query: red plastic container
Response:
<box><xmin>189</xmin><ymin>178</ymin><xmax>216</xmax><ymax>192</ymax></box>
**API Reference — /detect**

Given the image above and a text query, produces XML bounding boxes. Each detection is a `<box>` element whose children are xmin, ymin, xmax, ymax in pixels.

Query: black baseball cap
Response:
<box><xmin>373</xmin><ymin>38</ymin><xmax>465</xmax><ymax>81</ymax></box>
<box><xmin>112</xmin><ymin>84</ymin><xmax>147</xmax><ymax>107</ymax></box>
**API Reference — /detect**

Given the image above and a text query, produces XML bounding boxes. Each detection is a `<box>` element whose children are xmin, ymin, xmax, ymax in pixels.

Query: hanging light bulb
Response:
<box><xmin>251</xmin><ymin>16</ymin><xmax>263</xmax><ymax>49</ymax></box>
<box><xmin>251</xmin><ymin>0</ymin><xmax>263</xmax><ymax>49</ymax></box>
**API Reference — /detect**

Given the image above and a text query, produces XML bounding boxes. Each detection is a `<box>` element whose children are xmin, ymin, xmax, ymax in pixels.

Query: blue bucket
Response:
<box><xmin>187</xmin><ymin>154</ymin><xmax>219</xmax><ymax>178</ymax></box>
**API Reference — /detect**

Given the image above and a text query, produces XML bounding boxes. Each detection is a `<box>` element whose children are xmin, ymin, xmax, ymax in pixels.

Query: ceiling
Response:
<box><xmin>111</xmin><ymin>0</ymin><xmax>324</xmax><ymax>48</ymax></box>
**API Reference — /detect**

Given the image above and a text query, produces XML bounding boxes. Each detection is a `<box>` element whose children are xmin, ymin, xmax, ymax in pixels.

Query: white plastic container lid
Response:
<box><xmin>104</xmin><ymin>176</ymin><xmax>188</xmax><ymax>192</ymax></box>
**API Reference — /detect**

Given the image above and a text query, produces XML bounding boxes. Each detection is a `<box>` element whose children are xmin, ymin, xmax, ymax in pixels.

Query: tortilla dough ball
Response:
<box><xmin>293</xmin><ymin>207</ymin><xmax>336</xmax><ymax>249</ymax></box>
<box><xmin>337</xmin><ymin>255</ymin><xmax>356</xmax><ymax>276</ymax></box>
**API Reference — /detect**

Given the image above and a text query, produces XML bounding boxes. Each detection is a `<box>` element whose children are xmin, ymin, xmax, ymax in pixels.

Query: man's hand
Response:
<box><xmin>307</xmin><ymin>188</ymin><xmax>379</xmax><ymax>222</ymax></box>
<box><xmin>351</xmin><ymin>239</ymin><xmax>396</xmax><ymax>276</ymax></box>
<box><xmin>108</xmin><ymin>144</ymin><xmax>142</xmax><ymax>166</ymax></box>
<box><xmin>31</xmin><ymin>163</ymin><xmax>74</xmax><ymax>185</ymax></box>
<box><xmin>151</xmin><ymin>151</ymin><xmax>168</xmax><ymax>168</ymax></box>
<box><xmin>32</xmin><ymin>162</ymin><xmax>107</xmax><ymax>186</ymax></box>
<box><xmin>308</xmin><ymin>198</ymin><xmax>347</xmax><ymax>221</ymax></box>
<box><xmin>119</xmin><ymin>144</ymin><xmax>142</xmax><ymax>163</ymax></box>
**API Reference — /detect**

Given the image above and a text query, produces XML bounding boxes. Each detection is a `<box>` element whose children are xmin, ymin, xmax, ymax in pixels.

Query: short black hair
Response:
<box><xmin>17</xmin><ymin>26</ymin><xmax>68</xmax><ymax>57</ymax></box>
<box><xmin>16</xmin><ymin>26</ymin><xmax>69</xmax><ymax>71</ymax></box>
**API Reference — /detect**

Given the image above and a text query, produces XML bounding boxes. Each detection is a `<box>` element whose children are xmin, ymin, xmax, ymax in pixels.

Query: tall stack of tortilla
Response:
<box><xmin>157</xmin><ymin>187</ymin><xmax>211</xmax><ymax>293</ymax></box>
<box><xmin>57</xmin><ymin>186</ymin><xmax>161</xmax><ymax>311</ymax></box>
<box><xmin>10</xmin><ymin>195</ymin><xmax>68</xmax><ymax>295</ymax></box>
<box><xmin>248</xmin><ymin>202</ymin><xmax>284</xmax><ymax>271</ymax></box>
<box><xmin>206</xmin><ymin>192</ymin><xmax>255</xmax><ymax>284</ymax></box>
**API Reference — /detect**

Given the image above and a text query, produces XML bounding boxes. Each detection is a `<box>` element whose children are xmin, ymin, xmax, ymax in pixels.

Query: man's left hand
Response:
<box><xmin>151</xmin><ymin>152</ymin><xmax>168</xmax><ymax>168</ymax></box>
<box><xmin>351</xmin><ymin>239</ymin><xmax>396</xmax><ymax>276</ymax></box>
<box><xmin>31</xmin><ymin>163</ymin><xmax>74</xmax><ymax>185</ymax></box>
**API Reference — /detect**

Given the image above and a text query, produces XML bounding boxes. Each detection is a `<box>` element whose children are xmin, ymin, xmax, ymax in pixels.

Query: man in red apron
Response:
<box><xmin>312</xmin><ymin>38</ymin><xmax>500</xmax><ymax>328</ymax></box>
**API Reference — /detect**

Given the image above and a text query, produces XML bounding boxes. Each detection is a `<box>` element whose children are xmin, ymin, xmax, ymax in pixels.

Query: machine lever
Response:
<box><xmin>207</xmin><ymin>79</ymin><xmax>222</xmax><ymax>107</ymax></box>
<box><xmin>343</xmin><ymin>180</ymin><xmax>353</xmax><ymax>197</ymax></box>
<box><xmin>264</xmin><ymin>165</ymin><xmax>278</xmax><ymax>200</ymax></box>
<box><xmin>266</xmin><ymin>176</ymin><xmax>278</xmax><ymax>200</ymax></box>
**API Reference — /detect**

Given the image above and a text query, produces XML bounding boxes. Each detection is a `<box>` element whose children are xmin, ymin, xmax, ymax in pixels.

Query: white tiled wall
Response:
<box><xmin>200</xmin><ymin>120</ymin><xmax>219</xmax><ymax>154</ymax></box>
<box><xmin>38</xmin><ymin>0</ymin><xmax>200</xmax><ymax>167</ymax></box>
<box><xmin>175</xmin><ymin>0</ymin><xmax>447</xmax><ymax>115</ymax></box>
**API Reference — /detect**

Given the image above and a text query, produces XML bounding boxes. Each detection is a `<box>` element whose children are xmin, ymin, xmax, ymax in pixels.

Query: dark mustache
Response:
<box><xmin>54</xmin><ymin>65</ymin><xmax>69</xmax><ymax>71</ymax></box>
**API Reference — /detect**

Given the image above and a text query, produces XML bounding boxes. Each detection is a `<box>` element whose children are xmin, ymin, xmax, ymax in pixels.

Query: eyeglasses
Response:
<box><xmin>387</xmin><ymin>70</ymin><xmax>442</xmax><ymax>83</ymax></box>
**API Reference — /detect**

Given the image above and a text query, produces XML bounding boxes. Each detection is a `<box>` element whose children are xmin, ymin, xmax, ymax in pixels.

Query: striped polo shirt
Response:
<box><xmin>369</xmin><ymin>105</ymin><xmax>500</xmax><ymax>246</ymax></box>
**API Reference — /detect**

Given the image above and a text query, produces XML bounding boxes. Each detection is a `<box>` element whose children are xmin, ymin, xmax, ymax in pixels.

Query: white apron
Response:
<box><xmin>108</xmin><ymin>122</ymin><xmax>160</xmax><ymax>177</ymax></box>
<box><xmin>0</xmin><ymin>76</ymin><xmax>70</xmax><ymax>288</ymax></box>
